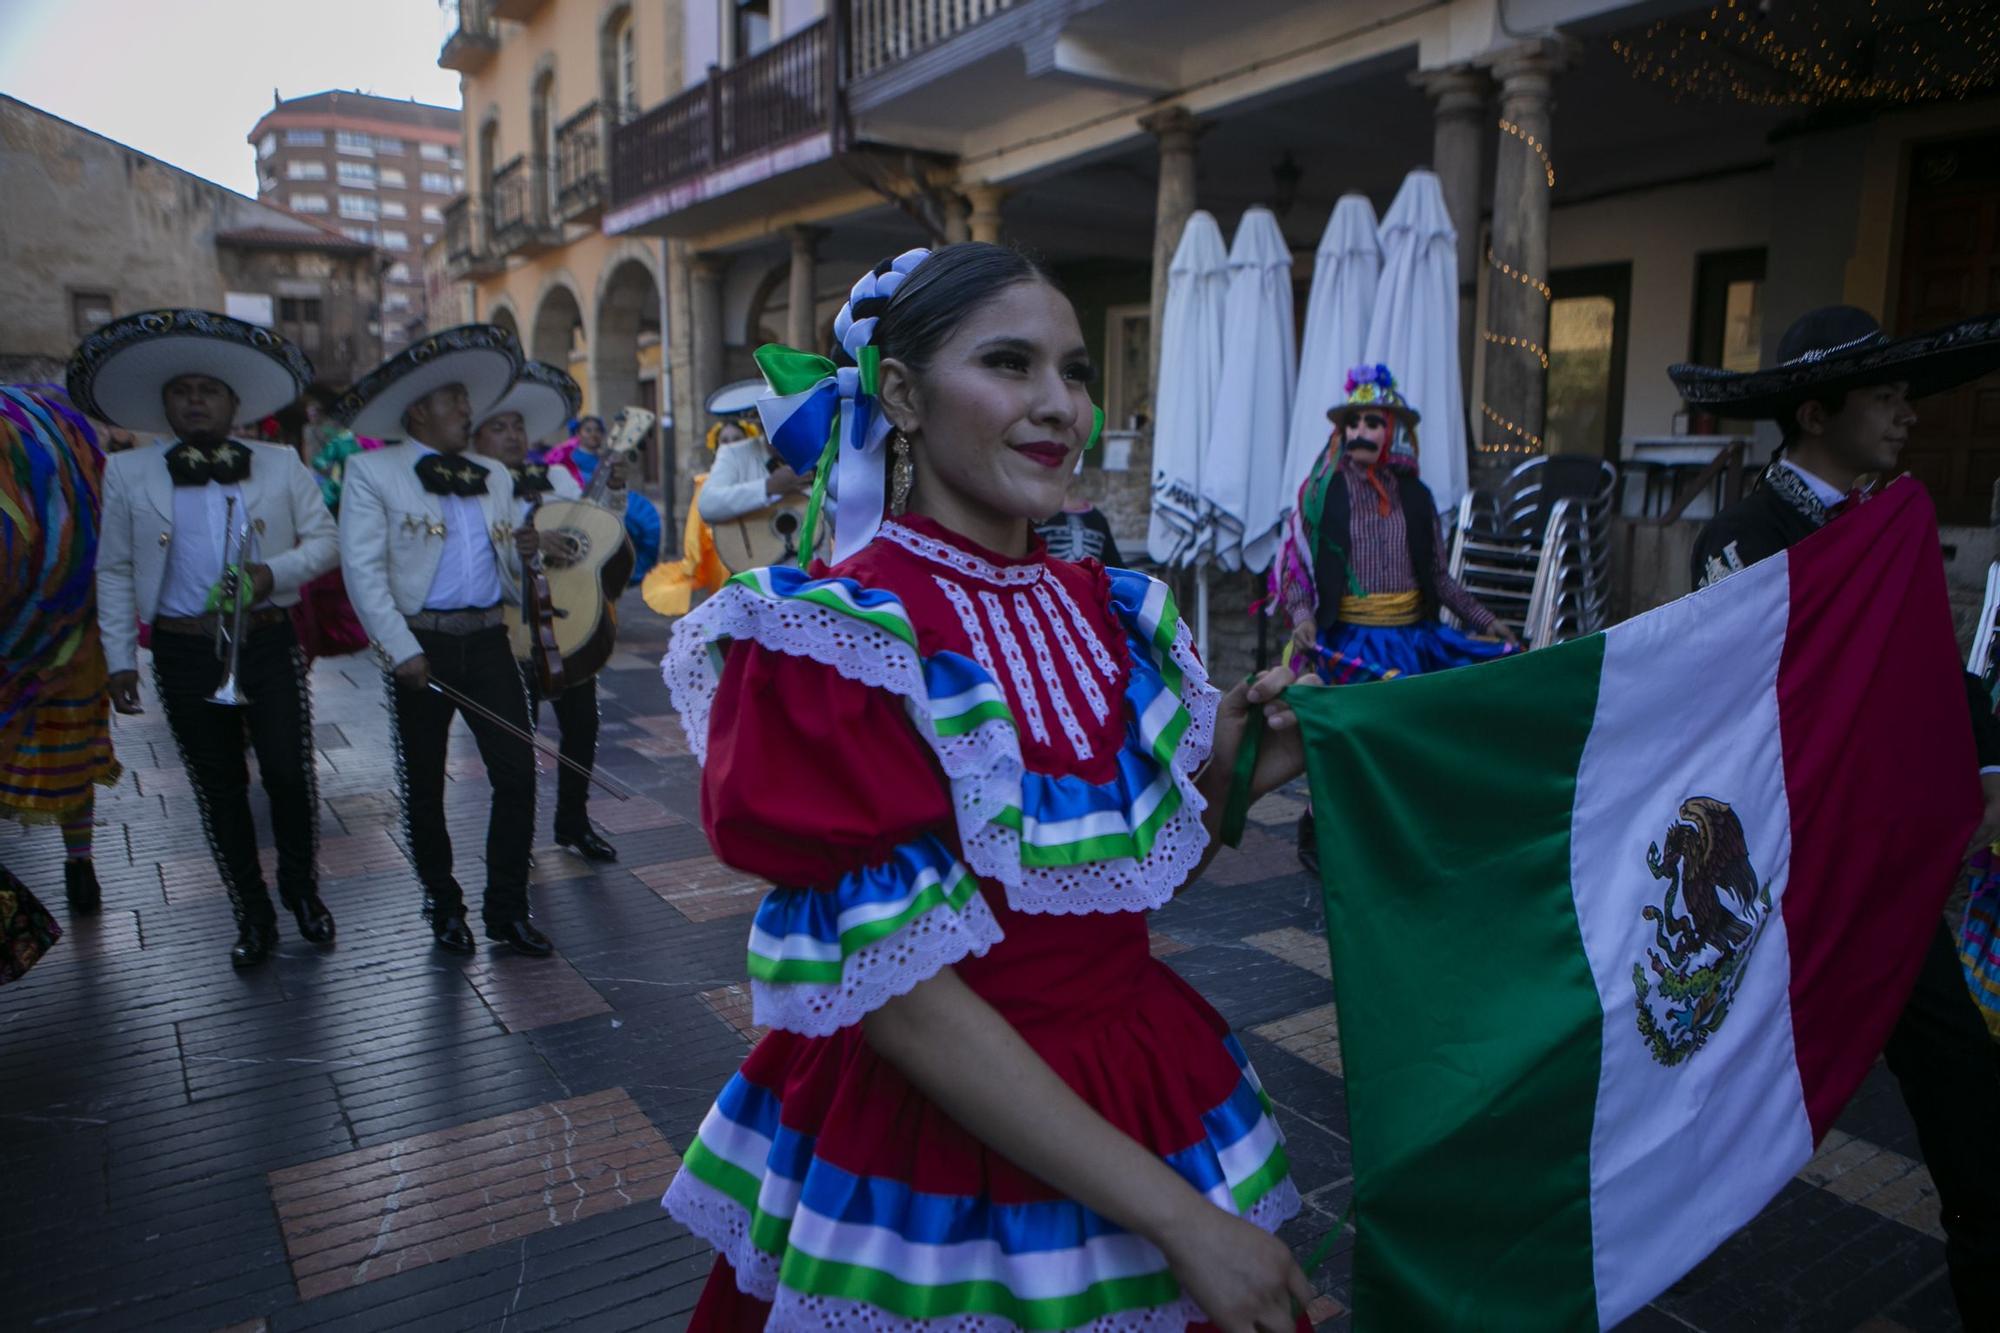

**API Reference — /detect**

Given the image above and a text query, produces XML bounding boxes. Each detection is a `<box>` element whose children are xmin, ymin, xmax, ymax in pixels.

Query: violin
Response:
<box><xmin>519</xmin><ymin>489</ymin><xmax>567</xmax><ymax>697</ymax></box>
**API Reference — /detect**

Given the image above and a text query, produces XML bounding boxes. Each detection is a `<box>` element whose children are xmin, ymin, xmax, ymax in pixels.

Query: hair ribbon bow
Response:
<box><xmin>752</xmin><ymin>341</ymin><xmax>891</xmax><ymax>567</ymax></box>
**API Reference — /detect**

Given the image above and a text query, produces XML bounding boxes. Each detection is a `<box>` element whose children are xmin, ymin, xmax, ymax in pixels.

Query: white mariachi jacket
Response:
<box><xmin>337</xmin><ymin>443</ymin><xmax>522</xmax><ymax>668</ymax></box>
<box><xmin>96</xmin><ymin>438</ymin><xmax>339</xmax><ymax>675</ymax></box>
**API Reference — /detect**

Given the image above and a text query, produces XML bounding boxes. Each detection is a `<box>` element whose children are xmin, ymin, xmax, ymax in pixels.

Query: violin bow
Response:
<box><xmin>425</xmin><ymin>679</ymin><xmax>639</xmax><ymax>801</ymax></box>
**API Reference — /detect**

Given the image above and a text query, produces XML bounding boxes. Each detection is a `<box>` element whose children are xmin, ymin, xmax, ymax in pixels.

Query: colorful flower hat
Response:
<box><xmin>1328</xmin><ymin>363</ymin><xmax>1420</xmax><ymax>464</ymax></box>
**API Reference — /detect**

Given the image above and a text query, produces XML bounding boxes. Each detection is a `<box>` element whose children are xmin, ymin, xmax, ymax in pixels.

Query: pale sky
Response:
<box><xmin>0</xmin><ymin>0</ymin><xmax>464</xmax><ymax>197</ymax></box>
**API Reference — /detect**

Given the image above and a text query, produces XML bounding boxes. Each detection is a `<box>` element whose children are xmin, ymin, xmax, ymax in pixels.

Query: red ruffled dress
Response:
<box><xmin>662</xmin><ymin>515</ymin><xmax>1301</xmax><ymax>1331</ymax></box>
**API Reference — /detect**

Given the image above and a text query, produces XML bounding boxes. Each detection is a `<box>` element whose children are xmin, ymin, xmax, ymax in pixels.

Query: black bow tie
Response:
<box><xmin>512</xmin><ymin>463</ymin><xmax>554</xmax><ymax>499</ymax></box>
<box><xmin>416</xmin><ymin>453</ymin><xmax>489</xmax><ymax>498</ymax></box>
<box><xmin>165</xmin><ymin>440</ymin><xmax>251</xmax><ymax>486</ymax></box>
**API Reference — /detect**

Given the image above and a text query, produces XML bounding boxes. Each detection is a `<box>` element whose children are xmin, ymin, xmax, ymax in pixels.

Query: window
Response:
<box><xmin>385</xmin><ymin>262</ymin><xmax>413</xmax><ymax>283</ymax></box>
<box><xmin>733</xmin><ymin>0</ymin><xmax>773</xmax><ymax>61</ymax></box>
<box><xmin>341</xmin><ymin>225</ymin><xmax>377</xmax><ymax>244</ymax></box>
<box><xmin>380</xmin><ymin>199</ymin><xmax>408</xmax><ymax>219</ymax></box>
<box><xmin>258</xmin><ymin>133</ymin><xmax>277</xmax><ymax>159</ymax></box>
<box><xmin>337</xmin><ymin>160</ymin><xmax>376</xmax><ymax>187</ymax></box>
<box><xmin>421</xmin><ymin>204</ymin><xmax>444</xmax><ymax>223</ymax></box>
<box><xmin>70</xmin><ymin>289</ymin><xmax>114</xmax><ymax>339</ymax></box>
<box><xmin>286</xmin><ymin>159</ymin><xmax>326</xmax><ymax>180</ymax></box>
<box><xmin>382</xmin><ymin>230</ymin><xmax>410</xmax><ymax>251</ymax></box>
<box><xmin>421</xmin><ymin>171</ymin><xmax>453</xmax><ymax>194</ymax></box>
<box><xmin>289</xmin><ymin>192</ymin><xmax>329</xmax><ymax>213</ymax></box>
<box><xmin>379</xmin><ymin>167</ymin><xmax>407</xmax><ymax>189</ymax></box>
<box><xmin>422</xmin><ymin>232</ymin><xmax>437</xmax><ymax>246</ymax></box>
<box><xmin>336</xmin><ymin>130</ymin><xmax>374</xmax><ymax>155</ymax></box>
<box><xmin>1545</xmin><ymin>264</ymin><xmax>1633</xmax><ymax>461</ymax></box>
<box><xmin>452</xmin><ymin>173</ymin><xmax>464</xmax><ymax>192</ymax></box>
<box><xmin>285</xmin><ymin>128</ymin><xmax>325</xmax><ymax>147</ymax></box>
<box><xmin>618</xmin><ymin>21</ymin><xmax>638</xmax><ymax>117</ymax></box>
<box><xmin>279</xmin><ymin>297</ymin><xmax>322</xmax><ymax>324</ymax></box>
<box><xmin>420</xmin><ymin>141</ymin><xmax>451</xmax><ymax>161</ymax></box>
<box><xmin>374</xmin><ymin>136</ymin><xmax>406</xmax><ymax>155</ymax></box>
<box><xmin>384</xmin><ymin>291</ymin><xmax>413</xmax><ymax>313</ymax></box>
<box><xmin>338</xmin><ymin>193</ymin><xmax>379</xmax><ymax>219</ymax></box>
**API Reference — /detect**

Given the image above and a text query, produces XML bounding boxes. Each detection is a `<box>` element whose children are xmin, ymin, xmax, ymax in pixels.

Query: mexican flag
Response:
<box><xmin>1292</xmin><ymin>478</ymin><xmax>1979</xmax><ymax>1330</ymax></box>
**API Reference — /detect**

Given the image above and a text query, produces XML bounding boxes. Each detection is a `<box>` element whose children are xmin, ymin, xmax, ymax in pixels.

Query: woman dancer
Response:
<box><xmin>662</xmin><ymin>244</ymin><xmax>1315</xmax><ymax>1332</ymax></box>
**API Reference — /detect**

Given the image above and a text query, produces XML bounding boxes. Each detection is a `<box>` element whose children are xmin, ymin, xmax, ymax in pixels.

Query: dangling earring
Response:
<box><xmin>891</xmin><ymin>429</ymin><xmax>915</xmax><ymax>514</ymax></box>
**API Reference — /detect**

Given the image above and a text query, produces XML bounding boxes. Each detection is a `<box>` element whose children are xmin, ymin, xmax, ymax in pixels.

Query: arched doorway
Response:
<box><xmin>530</xmin><ymin>281</ymin><xmax>586</xmax><ymax>394</ymax></box>
<box><xmin>593</xmin><ymin>254</ymin><xmax>666</xmax><ymax>503</ymax></box>
<box><xmin>489</xmin><ymin>302</ymin><xmax>521</xmax><ymax>342</ymax></box>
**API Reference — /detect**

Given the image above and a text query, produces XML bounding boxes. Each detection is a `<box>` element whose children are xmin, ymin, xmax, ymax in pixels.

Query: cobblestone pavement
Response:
<box><xmin>0</xmin><ymin>590</ymin><xmax>1965</xmax><ymax>1331</ymax></box>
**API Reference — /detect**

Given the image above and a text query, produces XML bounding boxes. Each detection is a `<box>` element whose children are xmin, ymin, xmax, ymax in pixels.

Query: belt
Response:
<box><xmin>1337</xmin><ymin>590</ymin><xmax>1425</xmax><ymax>628</ymax></box>
<box><xmin>152</xmin><ymin>607</ymin><xmax>290</xmax><ymax>637</ymax></box>
<box><xmin>406</xmin><ymin>605</ymin><xmax>504</xmax><ymax>635</ymax></box>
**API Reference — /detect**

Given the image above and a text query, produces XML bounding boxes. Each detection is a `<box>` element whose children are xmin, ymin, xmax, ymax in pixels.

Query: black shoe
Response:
<box><xmin>554</xmin><ymin>824</ymin><xmax>617</xmax><ymax>862</ymax></box>
<box><xmin>64</xmin><ymin>859</ymin><xmax>101</xmax><ymax>915</ymax></box>
<box><xmin>231</xmin><ymin>922</ymin><xmax>278</xmax><ymax>969</ymax></box>
<box><xmin>432</xmin><ymin>913</ymin><xmax>476</xmax><ymax>955</ymax></box>
<box><xmin>287</xmin><ymin>894</ymin><xmax>336</xmax><ymax>946</ymax></box>
<box><xmin>485</xmin><ymin>918</ymin><xmax>553</xmax><ymax>957</ymax></box>
<box><xmin>1297</xmin><ymin>810</ymin><xmax>1319</xmax><ymax>877</ymax></box>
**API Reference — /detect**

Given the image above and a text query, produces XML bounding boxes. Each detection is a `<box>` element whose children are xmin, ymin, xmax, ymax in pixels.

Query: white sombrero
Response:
<box><xmin>65</xmin><ymin>309</ymin><xmax>313</xmax><ymax>435</ymax></box>
<box><xmin>475</xmin><ymin>360</ymin><xmax>582</xmax><ymax>446</ymax></box>
<box><xmin>334</xmin><ymin>324</ymin><xmax>522</xmax><ymax>439</ymax></box>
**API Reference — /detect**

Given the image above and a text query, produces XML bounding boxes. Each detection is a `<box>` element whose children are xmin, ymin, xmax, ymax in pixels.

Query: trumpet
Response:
<box><xmin>207</xmin><ymin>495</ymin><xmax>253</xmax><ymax>708</ymax></box>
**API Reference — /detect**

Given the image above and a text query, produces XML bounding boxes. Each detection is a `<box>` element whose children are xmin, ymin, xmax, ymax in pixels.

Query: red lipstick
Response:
<box><xmin>1012</xmin><ymin>441</ymin><xmax>1068</xmax><ymax>469</ymax></box>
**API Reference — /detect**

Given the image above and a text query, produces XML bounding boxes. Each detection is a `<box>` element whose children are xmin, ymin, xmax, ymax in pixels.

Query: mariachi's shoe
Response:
<box><xmin>230</xmin><ymin>922</ymin><xmax>279</xmax><ymax>969</ymax></box>
<box><xmin>287</xmin><ymin>894</ymin><xmax>336</xmax><ymax>946</ymax></box>
<box><xmin>554</xmin><ymin>823</ymin><xmax>618</xmax><ymax>863</ymax></box>
<box><xmin>431</xmin><ymin>913</ymin><xmax>477</xmax><ymax>956</ymax></box>
<box><xmin>486</xmin><ymin>918</ymin><xmax>554</xmax><ymax>957</ymax></box>
<box><xmin>64</xmin><ymin>859</ymin><xmax>102</xmax><ymax>916</ymax></box>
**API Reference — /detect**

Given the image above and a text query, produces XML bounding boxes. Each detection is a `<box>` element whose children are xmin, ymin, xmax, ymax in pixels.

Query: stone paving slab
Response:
<box><xmin>0</xmin><ymin>589</ymin><xmax>1970</xmax><ymax>1331</ymax></box>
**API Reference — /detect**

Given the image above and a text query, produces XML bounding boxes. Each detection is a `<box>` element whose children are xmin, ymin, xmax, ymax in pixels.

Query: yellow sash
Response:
<box><xmin>1336</xmin><ymin>589</ymin><xmax>1423</xmax><ymax>627</ymax></box>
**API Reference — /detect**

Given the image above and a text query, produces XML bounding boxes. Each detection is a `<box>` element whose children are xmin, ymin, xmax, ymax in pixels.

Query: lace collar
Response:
<box><xmin>877</xmin><ymin>516</ymin><xmax>1048</xmax><ymax>587</ymax></box>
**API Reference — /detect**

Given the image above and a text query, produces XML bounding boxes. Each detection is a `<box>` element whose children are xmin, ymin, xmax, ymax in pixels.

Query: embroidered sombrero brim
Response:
<box><xmin>335</xmin><ymin>324</ymin><xmax>522</xmax><ymax>439</ymax></box>
<box><xmin>66</xmin><ymin>309</ymin><xmax>312</xmax><ymax>436</ymax></box>
<box><xmin>1671</xmin><ymin>312</ymin><xmax>2000</xmax><ymax>420</ymax></box>
<box><xmin>474</xmin><ymin>360</ymin><xmax>581</xmax><ymax>447</ymax></box>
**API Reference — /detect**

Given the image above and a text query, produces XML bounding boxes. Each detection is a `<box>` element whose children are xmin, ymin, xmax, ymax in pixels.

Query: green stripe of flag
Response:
<box><xmin>1290</xmin><ymin>636</ymin><xmax>1608</xmax><ymax>1331</ymax></box>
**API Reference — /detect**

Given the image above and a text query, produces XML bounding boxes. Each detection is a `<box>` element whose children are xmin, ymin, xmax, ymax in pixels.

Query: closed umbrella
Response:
<box><xmin>1281</xmin><ymin>194</ymin><xmax>1381</xmax><ymax>507</ymax></box>
<box><xmin>1205</xmin><ymin>206</ymin><xmax>1296</xmax><ymax>573</ymax></box>
<box><xmin>1364</xmin><ymin>169</ymin><xmax>1468</xmax><ymax>512</ymax></box>
<box><xmin>1146</xmin><ymin>210</ymin><xmax>1229</xmax><ymax>565</ymax></box>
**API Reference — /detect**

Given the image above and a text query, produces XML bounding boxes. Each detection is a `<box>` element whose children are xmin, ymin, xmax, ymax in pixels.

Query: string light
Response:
<box><xmin>1478</xmin><ymin>113</ymin><xmax>1557</xmax><ymax>457</ymax></box>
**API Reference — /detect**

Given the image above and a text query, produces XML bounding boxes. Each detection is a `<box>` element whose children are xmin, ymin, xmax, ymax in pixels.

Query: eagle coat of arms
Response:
<box><xmin>1631</xmin><ymin>797</ymin><xmax>1774</xmax><ymax>1067</ymax></box>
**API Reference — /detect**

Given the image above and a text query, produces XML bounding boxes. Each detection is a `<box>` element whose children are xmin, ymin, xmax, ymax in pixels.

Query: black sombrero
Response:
<box><xmin>65</xmin><ymin>309</ymin><xmax>313</xmax><ymax>435</ymax></box>
<box><xmin>334</xmin><ymin>324</ymin><xmax>522</xmax><ymax>439</ymax></box>
<box><xmin>1670</xmin><ymin>306</ymin><xmax>2000</xmax><ymax>422</ymax></box>
<box><xmin>475</xmin><ymin>360</ymin><xmax>582</xmax><ymax>446</ymax></box>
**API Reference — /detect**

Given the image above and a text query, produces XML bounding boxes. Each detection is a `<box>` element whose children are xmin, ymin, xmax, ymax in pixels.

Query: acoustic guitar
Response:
<box><xmin>713</xmin><ymin>491</ymin><xmax>828</xmax><ymax>573</ymax></box>
<box><xmin>505</xmin><ymin>406</ymin><xmax>651</xmax><ymax>681</ymax></box>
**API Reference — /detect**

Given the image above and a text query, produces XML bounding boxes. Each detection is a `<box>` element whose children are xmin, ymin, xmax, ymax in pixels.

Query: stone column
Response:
<box><xmin>785</xmin><ymin>225</ymin><xmax>824</xmax><ymax>351</ymax></box>
<box><xmin>690</xmin><ymin>251</ymin><xmax>726</xmax><ymax>413</ymax></box>
<box><xmin>942</xmin><ymin>192</ymin><xmax>970</xmax><ymax>245</ymax></box>
<box><xmin>664</xmin><ymin>240</ymin><xmax>701</xmax><ymax>527</ymax></box>
<box><xmin>1478</xmin><ymin>41</ymin><xmax>1564</xmax><ymax>483</ymax></box>
<box><xmin>964</xmin><ymin>184</ymin><xmax>1007</xmax><ymax>244</ymax></box>
<box><xmin>1140</xmin><ymin>105</ymin><xmax>1203</xmax><ymax>385</ymax></box>
<box><xmin>1413</xmin><ymin>65</ymin><xmax>1491</xmax><ymax>407</ymax></box>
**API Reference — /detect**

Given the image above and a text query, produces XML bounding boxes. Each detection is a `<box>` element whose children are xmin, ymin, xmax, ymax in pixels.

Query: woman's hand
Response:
<box><xmin>1159</xmin><ymin>1204</ymin><xmax>1315</xmax><ymax>1332</ymax></box>
<box><xmin>1289</xmin><ymin>616</ymin><xmax>1317</xmax><ymax>657</ymax></box>
<box><xmin>1211</xmin><ymin>665</ymin><xmax>1320</xmax><ymax>802</ymax></box>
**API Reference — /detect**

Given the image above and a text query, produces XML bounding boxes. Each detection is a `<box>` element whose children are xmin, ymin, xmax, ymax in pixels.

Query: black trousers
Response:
<box><xmin>151</xmin><ymin>619</ymin><xmax>318</xmax><ymax>929</ymax></box>
<box><xmin>388</xmin><ymin>625</ymin><xmax>535</xmax><ymax>928</ymax></box>
<box><xmin>1882</xmin><ymin>919</ymin><xmax>2000</xmax><ymax>1325</ymax></box>
<box><xmin>524</xmin><ymin>673</ymin><xmax>599</xmax><ymax>833</ymax></box>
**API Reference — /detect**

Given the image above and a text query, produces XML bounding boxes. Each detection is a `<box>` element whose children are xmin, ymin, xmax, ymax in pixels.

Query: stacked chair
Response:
<box><xmin>1445</xmin><ymin>456</ymin><xmax>1619</xmax><ymax>647</ymax></box>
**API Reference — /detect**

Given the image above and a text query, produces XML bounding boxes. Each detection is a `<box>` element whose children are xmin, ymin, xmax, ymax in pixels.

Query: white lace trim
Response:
<box><xmin>880</xmin><ymin>520</ymin><xmax>1045</xmax><ymax>586</ymax></box>
<box><xmin>667</xmin><ymin>1159</ymin><xmax>1303</xmax><ymax>1333</ymax></box>
<box><xmin>752</xmin><ymin>891</ymin><xmax>1006</xmax><ymax>1036</ymax></box>
<box><xmin>977</xmin><ymin>589</ymin><xmax>1052</xmax><ymax>748</ymax></box>
<box><xmin>664</xmin><ymin>580</ymin><xmax>1217</xmax><ymax>917</ymax></box>
<box><xmin>935</xmin><ymin>575</ymin><xmax>1004</xmax><ymax>693</ymax></box>
<box><xmin>1013</xmin><ymin>590</ymin><xmax>1095</xmax><ymax>761</ymax></box>
<box><xmin>1050</xmin><ymin>576</ymin><xmax>1124</xmax><ymax>684</ymax></box>
<box><xmin>1032</xmin><ymin>583</ymin><xmax>1112</xmax><ymax>725</ymax></box>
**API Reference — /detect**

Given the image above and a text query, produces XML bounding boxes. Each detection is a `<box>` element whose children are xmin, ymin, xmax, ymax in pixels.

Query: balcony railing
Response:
<box><xmin>845</xmin><ymin>0</ymin><xmax>1018</xmax><ymax>82</ymax></box>
<box><xmin>612</xmin><ymin>19</ymin><xmax>830</xmax><ymax>212</ymax></box>
<box><xmin>438</xmin><ymin>0</ymin><xmax>500</xmax><ymax>73</ymax></box>
<box><xmin>555</xmin><ymin>102</ymin><xmax>606</xmax><ymax>222</ymax></box>
<box><xmin>442</xmin><ymin>195</ymin><xmax>501</xmax><ymax>279</ymax></box>
<box><xmin>489</xmin><ymin>156</ymin><xmax>561</xmax><ymax>255</ymax></box>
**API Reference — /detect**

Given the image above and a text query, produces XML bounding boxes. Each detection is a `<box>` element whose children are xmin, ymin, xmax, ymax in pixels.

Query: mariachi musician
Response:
<box><xmin>695</xmin><ymin>378</ymin><xmax>810</xmax><ymax>527</ymax></box>
<box><xmin>78</xmin><ymin>310</ymin><xmax>340</xmax><ymax>969</ymax></box>
<box><xmin>332</xmin><ymin>325</ymin><xmax>554</xmax><ymax>959</ymax></box>
<box><xmin>472</xmin><ymin>361</ymin><xmax>624</xmax><ymax>862</ymax></box>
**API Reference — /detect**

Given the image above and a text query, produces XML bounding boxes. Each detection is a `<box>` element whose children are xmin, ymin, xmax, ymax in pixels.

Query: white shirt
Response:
<box><xmin>157</xmin><ymin>478</ymin><xmax>249</xmax><ymax>617</ymax></box>
<box><xmin>412</xmin><ymin>440</ymin><xmax>506</xmax><ymax>611</ymax></box>
<box><xmin>1774</xmin><ymin>459</ymin><xmax>1849</xmax><ymax>510</ymax></box>
<box><xmin>698</xmin><ymin>438</ymin><xmax>782</xmax><ymax>524</ymax></box>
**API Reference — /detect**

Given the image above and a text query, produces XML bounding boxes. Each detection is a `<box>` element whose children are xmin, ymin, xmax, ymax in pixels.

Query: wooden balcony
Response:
<box><xmin>442</xmin><ymin>195</ymin><xmax>502</xmax><ymax>280</ymax></box>
<box><xmin>555</xmin><ymin>102</ymin><xmax>605</xmax><ymax>224</ymax></box>
<box><xmin>610</xmin><ymin>19</ymin><xmax>833</xmax><ymax>220</ymax></box>
<box><xmin>489</xmin><ymin>156</ymin><xmax>562</xmax><ymax>256</ymax></box>
<box><xmin>844</xmin><ymin>0</ymin><xmax>1019</xmax><ymax>82</ymax></box>
<box><xmin>438</xmin><ymin>0</ymin><xmax>499</xmax><ymax>73</ymax></box>
<box><xmin>490</xmin><ymin>0</ymin><xmax>543</xmax><ymax>20</ymax></box>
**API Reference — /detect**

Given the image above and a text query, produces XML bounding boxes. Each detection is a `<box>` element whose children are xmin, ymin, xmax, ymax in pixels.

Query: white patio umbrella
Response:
<box><xmin>1281</xmin><ymin>194</ymin><xmax>1381</xmax><ymax>507</ymax></box>
<box><xmin>1146</xmin><ymin>210</ymin><xmax>1229</xmax><ymax>565</ymax></box>
<box><xmin>1363</xmin><ymin>169</ymin><xmax>1468</xmax><ymax>513</ymax></box>
<box><xmin>1204</xmin><ymin>206</ymin><xmax>1296</xmax><ymax>574</ymax></box>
